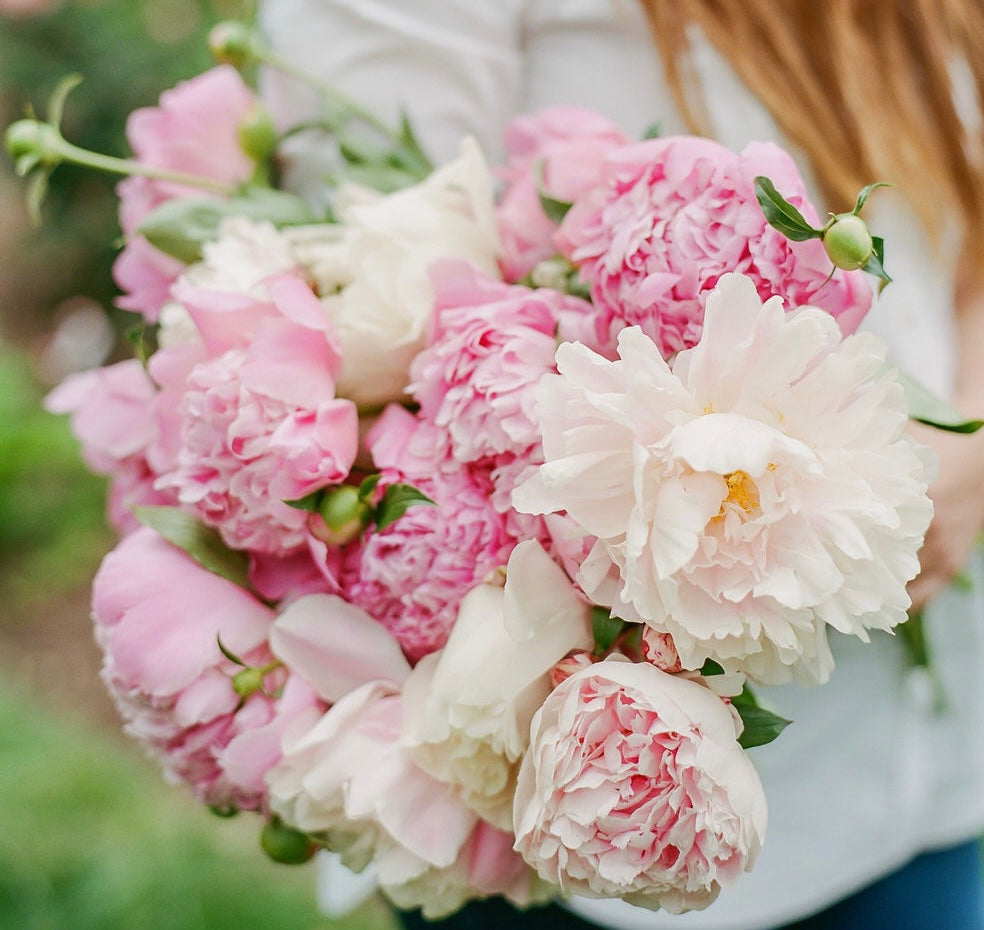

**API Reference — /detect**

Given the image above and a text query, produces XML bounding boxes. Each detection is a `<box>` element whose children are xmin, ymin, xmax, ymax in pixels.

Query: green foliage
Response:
<box><xmin>0</xmin><ymin>342</ymin><xmax>110</xmax><ymax>609</ymax></box>
<box><xmin>0</xmin><ymin>683</ymin><xmax>397</xmax><ymax>930</ymax></box>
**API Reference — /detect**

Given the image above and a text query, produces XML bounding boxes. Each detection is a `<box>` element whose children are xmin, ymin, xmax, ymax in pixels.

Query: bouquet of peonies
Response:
<box><xmin>7</xmin><ymin>25</ymin><xmax>951</xmax><ymax>919</ymax></box>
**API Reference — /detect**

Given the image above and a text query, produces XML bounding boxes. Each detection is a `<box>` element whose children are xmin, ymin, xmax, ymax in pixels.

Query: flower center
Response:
<box><xmin>720</xmin><ymin>470</ymin><xmax>759</xmax><ymax>515</ymax></box>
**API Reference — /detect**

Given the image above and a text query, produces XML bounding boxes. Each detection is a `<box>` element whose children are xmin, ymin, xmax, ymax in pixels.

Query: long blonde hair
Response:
<box><xmin>639</xmin><ymin>1</ymin><xmax>984</xmax><ymax>271</ymax></box>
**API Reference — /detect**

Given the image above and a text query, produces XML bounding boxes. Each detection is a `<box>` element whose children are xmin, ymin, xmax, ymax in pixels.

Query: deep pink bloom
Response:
<box><xmin>113</xmin><ymin>66</ymin><xmax>258</xmax><ymax>320</ymax></box>
<box><xmin>496</xmin><ymin>107</ymin><xmax>628</xmax><ymax>281</ymax></box>
<box><xmin>557</xmin><ymin>137</ymin><xmax>872</xmax><ymax>358</ymax></box>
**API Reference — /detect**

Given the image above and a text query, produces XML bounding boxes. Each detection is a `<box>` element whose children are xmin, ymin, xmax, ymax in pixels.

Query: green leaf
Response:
<box><xmin>137</xmin><ymin>188</ymin><xmax>316</xmax><ymax>263</ymax></box>
<box><xmin>641</xmin><ymin>121</ymin><xmax>661</xmax><ymax>140</ymax></box>
<box><xmin>374</xmin><ymin>483</ymin><xmax>435</xmax><ymax>531</ymax></box>
<box><xmin>216</xmin><ymin>635</ymin><xmax>248</xmax><ymax>668</ymax></box>
<box><xmin>47</xmin><ymin>73</ymin><xmax>83</xmax><ymax>131</ymax></box>
<box><xmin>699</xmin><ymin>658</ymin><xmax>725</xmax><ymax>676</ymax></box>
<box><xmin>850</xmin><ymin>181</ymin><xmax>891</xmax><ymax>216</ymax></box>
<box><xmin>753</xmin><ymin>176</ymin><xmax>824</xmax><ymax>242</ymax></box>
<box><xmin>25</xmin><ymin>169</ymin><xmax>50</xmax><ymax>226</ymax></box>
<box><xmin>357</xmin><ymin>473</ymin><xmax>382</xmax><ymax>501</ymax></box>
<box><xmin>897</xmin><ymin>370</ymin><xmax>984</xmax><ymax>433</ymax></box>
<box><xmin>132</xmin><ymin>506</ymin><xmax>251</xmax><ymax>589</ymax></box>
<box><xmin>861</xmin><ymin>235</ymin><xmax>892</xmax><ymax>292</ymax></box>
<box><xmin>283</xmin><ymin>490</ymin><xmax>323</xmax><ymax>512</ymax></box>
<box><xmin>591</xmin><ymin>607</ymin><xmax>624</xmax><ymax>655</ymax></box>
<box><xmin>397</xmin><ymin>110</ymin><xmax>433</xmax><ymax>173</ymax></box>
<box><xmin>736</xmin><ymin>701</ymin><xmax>792</xmax><ymax>749</ymax></box>
<box><xmin>534</xmin><ymin>160</ymin><xmax>573</xmax><ymax>224</ymax></box>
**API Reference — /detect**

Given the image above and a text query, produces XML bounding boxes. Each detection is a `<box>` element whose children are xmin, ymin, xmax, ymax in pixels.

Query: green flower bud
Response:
<box><xmin>261</xmin><ymin>817</ymin><xmax>316</xmax><ymax>865</ymax></box>
<box><xmin>208</xmin><ymin>21</ymin><xmax>259</xmax><ymax>69</ymax></box>
<box><xmin>822</xmin><ymin>213</ymin><xmax>873</xmax><ymax>271</ymax></box>
<box><xmin>311</xmin><ymin>484</ymin><xmax>371</xmax><ymax>545</ymax></box>
<box><xmin>232</xmin><ymin>666</ymin><xmax>266</xmax><ymax>698</ymax></box>
<box><xmin>238</xmin><ymin>104</ymin><xmax>278</xmax><ymax>167</ymax></box>
<box><xmin>5</xmin><ymin>119</ymin><xmax>62</xmax><ymax>172</ymax></box>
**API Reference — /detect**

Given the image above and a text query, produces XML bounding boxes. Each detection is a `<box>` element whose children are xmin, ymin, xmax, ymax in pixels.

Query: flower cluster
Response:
<box><xmin>41</xmin><ymin>64</ymin><xmax>932</xmax><ymax>919</ymax></box>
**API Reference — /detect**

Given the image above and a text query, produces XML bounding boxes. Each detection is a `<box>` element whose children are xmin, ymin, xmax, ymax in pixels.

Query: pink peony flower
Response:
<box><xmin>410</xmin><ymin>261</ymin><xmax>591</xmax><ymax>465</ymax></box>
<box><xmin>155</xmin><ymin>275</ymin><xmax>359</xmax><ymax>556</ymax></box>
<box><xmin>496</xmin><ymin>107</ymin><xmax>628</xmax><ymax>282</ymax></box>
<box><xmin>92</xmin><ymin>527</ymin><xmax>320</xmax><ymax>810</ymax></box>
<box><xmin>339</xmin><ymin>407</ymin><xmax>516</xmax><ymax>661</ymax></box>
<box><xmin>557</xmin><ymin>137</ymin><xmax>872</xmax><ymax>358</ymax></box>
<box><xmin>513</xmin><ymin>658</ymin><xmax>767</xmax><ymax>914</ymax></box>
<box><xmin>515</xmin><ymin>274</ymin><xmax>933</xmax><ymax>685</ymax></box>
<box><xmin>113</xmin><ymin>66</ymin><xmax>259</xmax><ymax>320</ymax></box>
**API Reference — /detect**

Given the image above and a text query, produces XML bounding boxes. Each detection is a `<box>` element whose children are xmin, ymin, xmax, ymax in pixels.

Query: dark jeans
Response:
<box><xmin>397</xmin><ymin>840</ymin><xmax>984</xmax><ymax>930</ymax></box>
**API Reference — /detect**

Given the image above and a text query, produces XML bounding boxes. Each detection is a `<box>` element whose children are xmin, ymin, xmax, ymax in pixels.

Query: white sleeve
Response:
<box><xmin>259</xmin><ymin>0</ymin><xmax>525</xmax><ymax>179</ymax></box>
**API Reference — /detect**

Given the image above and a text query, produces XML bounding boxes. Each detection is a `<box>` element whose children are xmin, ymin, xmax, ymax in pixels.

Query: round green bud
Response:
<box><xmin>5</xmin><ymin>119</ymin><xmax>61</xmax><ymax>168</ymax></box>
<box><xmin>238</xmin><ymin>104</ymin><xmax>278</xmax><ymax>166</ymax></box>
<box><xmin>260</xmin><ymin>817</ymin><xmax>316</xmax><ymax>865</ymax></box>
<box><xmin>207</xmin><ymin>21</ymin><xmax>258</xmax><ymax>69</ymax></box>
<box><xmin>822</xmin><ymin>213</ymin><xmax>873</xmax><ymax>271</ymax></box>
<box><xmin>312</xmin><ymin>485</ymin><xmax>371</xmax><ymax>545</ymax></box>
<box><xmin>232</xmin><ymin>666</ymin><xmax>265</xmax><ymax>698</ymax></box>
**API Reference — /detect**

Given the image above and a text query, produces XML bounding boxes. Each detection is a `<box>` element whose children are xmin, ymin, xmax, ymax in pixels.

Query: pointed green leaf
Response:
<box><xmin>534</xmin><ymin>159</ymin><xmax>573</xmax><ymax>224</ymax></box>
<box><xmin>398</xmin><ymin>110</ymin><xmax>433</xmax><ymax>173</ymax></box>
<box><xmin>641</xmin><ymin>121</ymin><xmax>661</xmax><ymax>140</ymax></box>
<box><xmin>374</xmin><ymin>483</ymin><xmax>436</xmax><ymax>530</ymax></box>
<box><xmin>283</xmin><ymin>490</ymin><xmax>323</xmax><ymax>512</ymax></box>
<box><xmin>736</xmin><ymin>701</ymin><xmax>792</xmax><ymax>749</ymax></box>
<box><xmin>132</xmin><ymin>505</ymin><xmax>251</xmax><ymax>589</ymax></box>
<box><xmin>14</xmin><ymin>152</ymin><xmax>41</xmax><ymax>177</ymax></box>
<box><xmin>47</xmin><ymin>73</ymin><xmax>83</xmax><ymax>130</ymax></box>
<box><xmin>850</xmin><ymin>181</ymin><xmax>891</xmax><ymax>216</ymax></box>
<box><xmin>753</xmin><ymin>176</ymin><xmax>824</xmax><ymax>242</ymax></box>
<box><xmin>897</xmin><ymin>370</ymin><xmax>984</xmax><ymax>433</ymax></box>
<box><xmin>357</xmin><ymin>473</ymin><xmax>382</xmax><ymax>501</ymax></box>
<box><xmin>216</xmin><ymin>634</ymin><xmax>248</xmax><ymax>667</ymax></box>
<box><xmin>699</xmin><ymin>658</ymin><xmax>725</xmax><ymax>676</ymax></box>
<box><xmin>862</xmin><ymin>235</ymin><xmax>892</xmax><ymax>292</ymax></box>
<box><xmin>591</xmin><ymin>607</ymin><xmax>625</xmax><ymax>655</ymax></box>
<box><xmin>137</xmin><ymin>187</ymin><xmax>316</xmax><ymax>263</ymax></box>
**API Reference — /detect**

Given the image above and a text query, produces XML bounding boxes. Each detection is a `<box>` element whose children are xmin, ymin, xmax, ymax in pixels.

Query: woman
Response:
<box><xmin>259</xmin><ymin>2</ymin><xmax>984</xmax><ymax>927</ymax></box>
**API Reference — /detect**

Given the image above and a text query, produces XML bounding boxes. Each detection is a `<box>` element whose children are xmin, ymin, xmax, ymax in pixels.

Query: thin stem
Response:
<box><xmin>55</xmin><ymin>135</ymin><xmax>238</xmax><ymax>195</ymax></box>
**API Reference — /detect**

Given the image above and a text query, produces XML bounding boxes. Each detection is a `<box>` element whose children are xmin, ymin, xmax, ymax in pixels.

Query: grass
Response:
<box><xmin>0</xmin><ymin>680</ymin><xmax>398</xmax><ymax>930</ymax></box>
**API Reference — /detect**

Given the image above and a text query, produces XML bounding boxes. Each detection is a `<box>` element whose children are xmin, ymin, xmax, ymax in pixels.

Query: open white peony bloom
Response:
<box><xmin>514</xmin><ymin>273</ymin><xmax>934</xmax><ymax>685</ymax></box>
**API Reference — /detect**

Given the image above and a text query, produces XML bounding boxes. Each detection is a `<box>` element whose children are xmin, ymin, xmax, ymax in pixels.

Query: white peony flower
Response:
<box><xmin>401</xmin><ymin>540</ymin><xmax>594</xmax><ymax>828</ymax></box>
<box><xmin>514</xmin><ymin>273</ymin><xmax>934</xmax><ymax>685</ymax></box>
<box><xmin>303</xmin><ymin>137</ymin><xmax>501</xmax><ymax>408</ymax></box>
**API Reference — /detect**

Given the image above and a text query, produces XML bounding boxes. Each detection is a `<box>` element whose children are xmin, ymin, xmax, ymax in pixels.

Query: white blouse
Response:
<box><xmin>260</xmin><ymin>2</ymin><xmax>984</xmax><ymax>928</ymax></box>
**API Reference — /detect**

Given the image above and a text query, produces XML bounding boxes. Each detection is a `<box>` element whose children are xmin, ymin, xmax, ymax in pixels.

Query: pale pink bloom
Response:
<box><xmin>92</xmin><ymin>528</ymin><xmax>319</xmax><ymax>810</ymax></box>
<box><xmin>156</xmin><ymin>276</ymin><xmax>359</xmax><ymax>556</ymax></box>
<box><xmin>513</xmin><ymin>658</ymin><xmax>767</xmax><ymax>913</ymax></box>
<box><xmin>410</xmin><ymin>261</ymin><xmax>591</xmax><ymax>464</ymax></box>
<box><xmin>44</xmin><ymin>360</ymin><xmax>176</xmax><ymax>533</ymax></box>
<box><xmin>113</xmin><ymin>66</ymin><xmax>258</xmax><ymax>320</ymax></box>
<box><xmin>496</xmin><ymin>107</ymin><xmax>628</xmax><ymax>281</ymax></box>
<box><xmin>340</xmin><ymin>408</ymin><xmax>515</xmax><ymax>661</ymax></box>
<box><xmin>557</xmin><ymin>137</ymin><xmax>871</xmax><ymax>358</ymax></box>
<box><xmin>515</xmin><ymin>274</ymin><xmax>933</xmax><ymax>685</ymax></box>
<box><xmin>401</xmin><ymin>541</ymin><xmax>594</xmax><ymax>828</ymax></box>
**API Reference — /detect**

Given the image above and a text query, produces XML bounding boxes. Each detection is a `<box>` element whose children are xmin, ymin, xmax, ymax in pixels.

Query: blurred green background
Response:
<box><xmin>0</xmin><ymin>2</ymin><xmax>396</xmax><ymax>927</ymax></box>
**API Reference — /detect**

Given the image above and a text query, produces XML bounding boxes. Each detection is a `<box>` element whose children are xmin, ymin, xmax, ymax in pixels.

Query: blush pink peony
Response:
<box><xmin>514</xmin><ymin>273</ymin><xmax>933</xmax><ymax>685</ymax></box>
<box><xmin>92</xmin><ymin>528</ymin><xmax>321</xmax><ymax>810</ymax></box>
<box><xmin>557</xmin><ymin>137</ymin><xmax>872</xmax><ymax>358</ymax></box>
<box><xmin>512</xmin><ymin>658</ymin><xmax>767</xmax><ymax>913</ymax></box>
<box><xmin>113</xmin><ymin>66</ymin><xmax>259</xmax><ymax>320</ymax></box>
<box><xmin>496</xmin><ymin>106</ymin><xmax>628</xmax><ymax>282</ymax></box>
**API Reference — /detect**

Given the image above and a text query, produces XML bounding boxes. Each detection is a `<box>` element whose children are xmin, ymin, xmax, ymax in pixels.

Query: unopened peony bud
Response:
<box><xmin>822</xmin><ymin>213</ymin><xmax>874</xmax><ymax>271</ymax></box>
<box><xmin>232</xmin><ymin>665</ymin><xmax>266</xmax><ymax>698</ymax></box>
<box><xmin>260</xmin><ymin>816</ymin><xmax>316</xmax><ymax>864</ymax></box>
<box><xmin>5</xmin><ymin>118</ymin><xmax>61</xmax><ymax>169</ymax></box>
<box><xmin>238</xmin><ymin>104</ymin><xmax>277</xmax><ymax>166</ymax></box>
<box><xmin>549</xmin><ymin>650</ymin><xmax>596</xmax><ymax>688</ymax></box>
<box><xmin>308</xmin><ymin>485</ymin><xmax>370</xmax><ymax>545</ymax></box>
<box><xmin>208</xmin><ymin>21</ymin><xmax>259</xmax><ymax>69</ymax></box>
<box><xmin>641</xmin><ymin>628</ymin><xmax>683</xmax><ymax>673</ymax></box>
<box><xmin>529</xmin><ymin>257</ymin><xmax>572</xmax><ymax>292</ymax></box>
